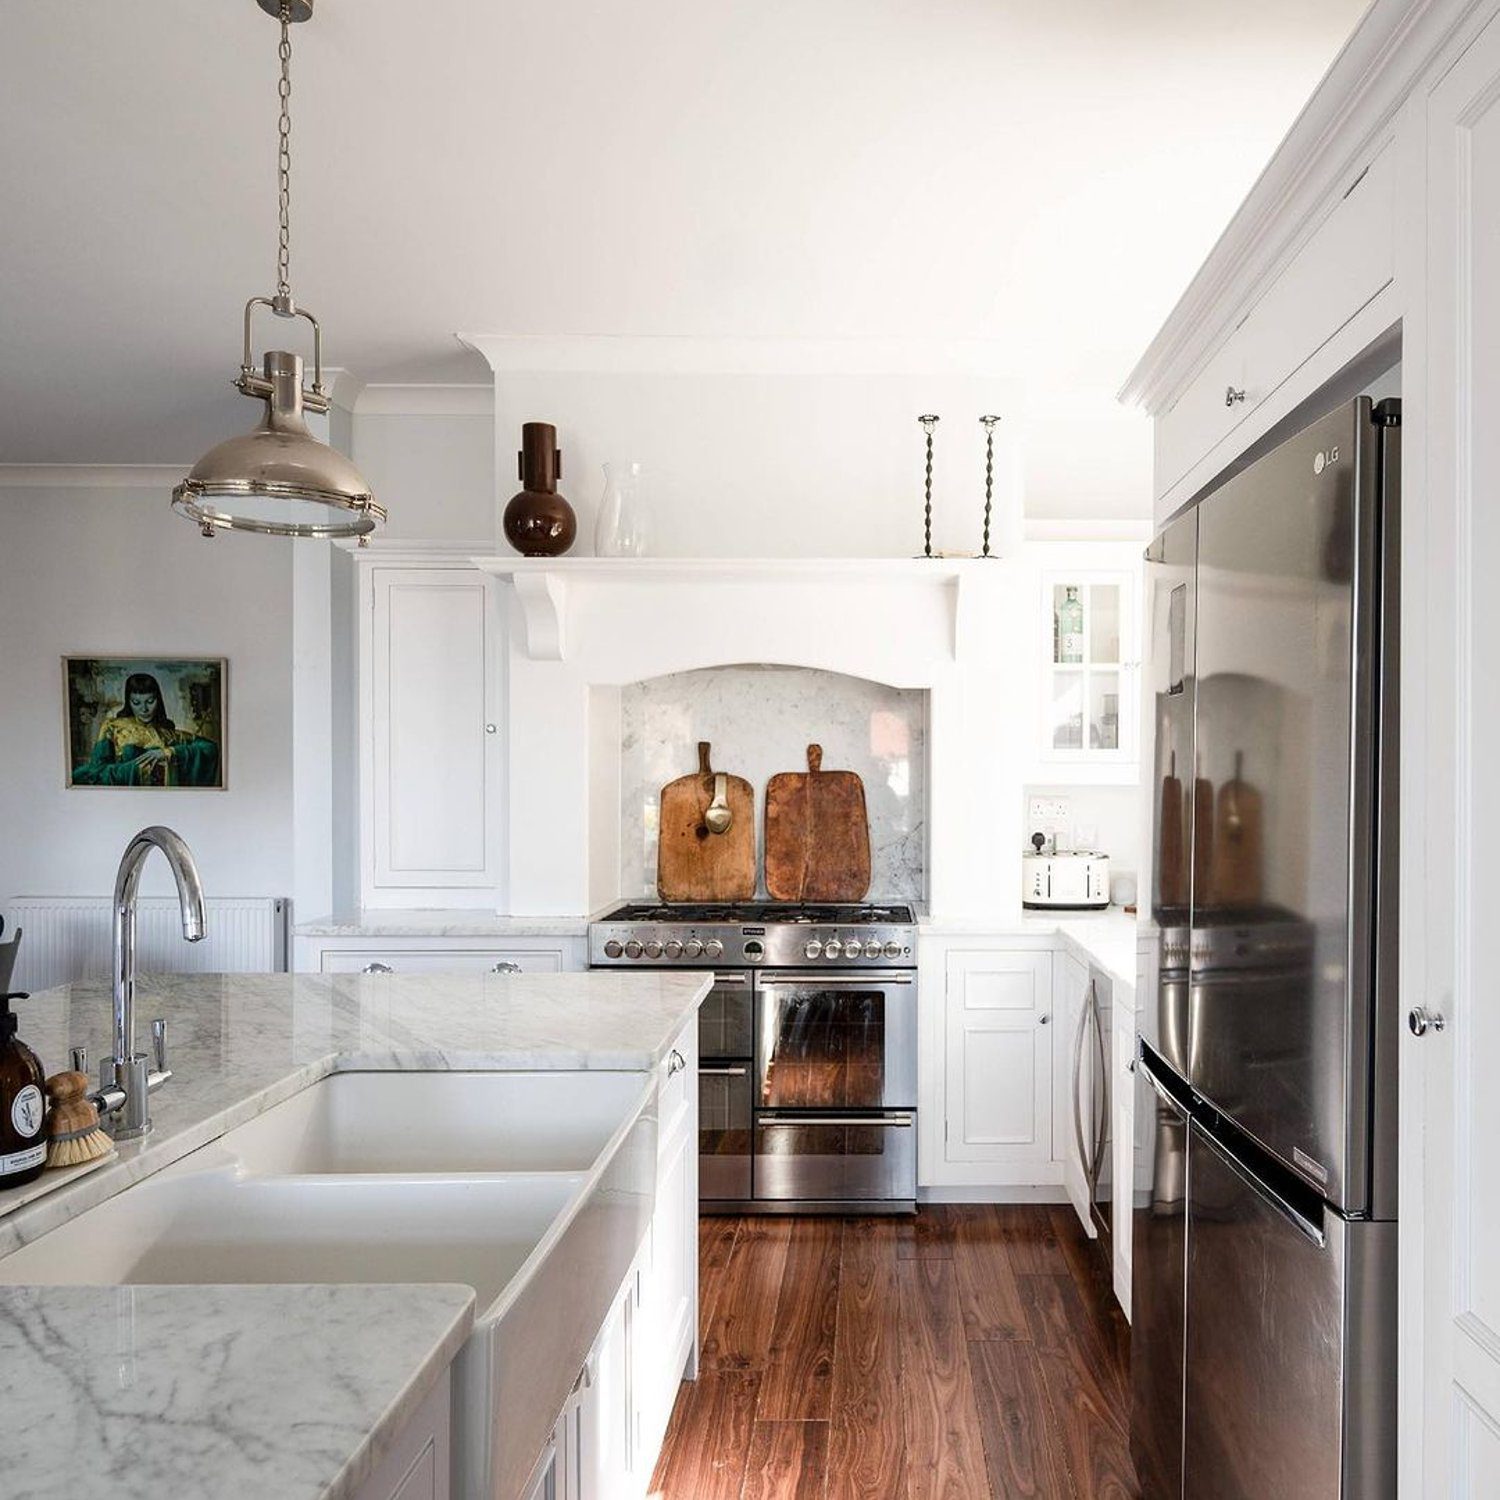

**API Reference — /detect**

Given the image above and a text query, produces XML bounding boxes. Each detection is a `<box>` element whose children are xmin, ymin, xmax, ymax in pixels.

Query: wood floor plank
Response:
<box><xmin>969</xmin><ymin>1337</ymin><xmax>1076</xmax><ymax>1500</ymax></box>
<box><xmin>758</xmin><ymin>1218</ymin><xmax>843</xmax><ymax>1421</ymax></box>
<box><xmin>827</xmin><ymin>1218</ymin><xmax>910</xmax><ymax>1500</ymax></box>
<box><xmin>649</xmin><ymin>1370</ymin><xmax>762</xmax><ymax>1500</ymax></box>
<box><xmin>1019</xmin><ymin>1274</ymin><xmax>1137</xmax><ymax>1500</ymax></box>
<box><xmin>698</xmin><ymin>1217</ymin><xmax>743</xmax><ymax>1345</ymax></box>
<box><xmin>702</xmin><ymin>1219</ymin><xmax>793</xmax><ymax>1372</ymax></box>
<box><xmin>996</xmin><ymin>1205</ymin><xmax>1070</xmax><ymax>1276</ymax></box>
<box><xmin>741</xmin><ymin>1421</ymin><xmax>831</xmax><ymax>1500</ymax></box>
<box><xmin>897</xmin><ymin>1202</ymin><xmax>958</xmax><ymax>1260</ymax></box>
<box><xmin>954</xmin><ymin>1204</ymin><xmax>1029</xmax><ymax>1342</ymax></box>
<box><xmin>1047</xmin><ymin>1207</ymin><xmax>1132</xmax><ymax>1377</ymax></box>
<box><xmin>898</xmin><ymin>1256</ymin><xmax>992</xmax><ymax>1499</ymax></box>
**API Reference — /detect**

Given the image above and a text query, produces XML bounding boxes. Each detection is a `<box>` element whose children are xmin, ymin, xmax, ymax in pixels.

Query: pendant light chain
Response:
<box><xmin>276</xmin><ymin>2</ymin><xmax>294</xmax><ymax>305</ymax></box>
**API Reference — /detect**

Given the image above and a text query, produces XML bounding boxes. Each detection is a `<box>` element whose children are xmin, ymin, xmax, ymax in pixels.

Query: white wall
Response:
<box><xmin>0</xmin><ymin>486</ymin><xmax>294</xmax><ymax>904</ymax></box>
<box><xmin>351</xmin><ymin>411</ymin><xmax>494</xmax><ymax>541</ymax></box>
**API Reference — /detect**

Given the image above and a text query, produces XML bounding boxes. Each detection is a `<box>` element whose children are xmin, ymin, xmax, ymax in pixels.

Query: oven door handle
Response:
<box><xmin>710</xmin><ymin>973</ymin><xmax>752</xmax><ymax>990</ymax></box>
<box><xmin>759</xmin><ymin>1112</ymin><xmax>915</xmax><ymax>1127</ymax></box>
<box><xmin>756</xmin><ymin>975</ymin><xmax>914</xmax><ymax>987</ymax></box>
<box><xmin>698</xmin><ymin>1066</ymin><xmax>749</xmax><ymax>1077</ymax></box>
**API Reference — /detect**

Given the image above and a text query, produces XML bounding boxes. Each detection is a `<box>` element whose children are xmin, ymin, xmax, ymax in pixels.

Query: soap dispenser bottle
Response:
<box><xmin>0</xmin><ymin>993</ymin><xmax>47</xmax><ymax>1187</ymax></box>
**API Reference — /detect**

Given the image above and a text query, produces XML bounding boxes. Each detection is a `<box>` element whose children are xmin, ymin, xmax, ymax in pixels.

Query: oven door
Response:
<box><xmin>754</xmin><ymin>1111</ymin><xmax>916</xmax><ymax>1203</ymax></box>
<box><xmin>699</xmin><ymin>971</ymin><xmax>754</xmax><ymax>1061</ymax></box>
<box><xmin>753</xmin><ymin>971</ymin><xmax>917</xmax><ymax>1110</ymax></box>
<box><xmin>698</xmin><ymin>1060</ymin><xmax>753</xmax><ymax>1202</ymax></box>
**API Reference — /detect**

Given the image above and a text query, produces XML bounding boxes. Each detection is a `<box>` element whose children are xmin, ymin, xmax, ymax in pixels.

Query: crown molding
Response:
<box><xmin>0</xmin><ymin>464</ymin><xmax>186</xmax><ymax>490</ymax></box>
<box><xmin>353</xmin><ymin>384</ymin><xmax>494</xmax><ymax>417</ymax></box>
<box><xmin>1119</xmin><ymin>0</ymin><xmax>1475</xmax><ymax>413</ymax></box>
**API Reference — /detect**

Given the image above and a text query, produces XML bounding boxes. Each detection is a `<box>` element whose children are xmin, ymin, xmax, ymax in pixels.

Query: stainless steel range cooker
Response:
<box><xmin>589</xmin><ymin>901</ymin><xmax>918</xmax><ymax>1214</ymax></box>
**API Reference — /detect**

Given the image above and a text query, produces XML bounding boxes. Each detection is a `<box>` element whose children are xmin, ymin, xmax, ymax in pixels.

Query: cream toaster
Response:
<box><xmin>1022</xmin><ymin>839</ymin><xmax>1111</xmax><ymax>910</ymax></box>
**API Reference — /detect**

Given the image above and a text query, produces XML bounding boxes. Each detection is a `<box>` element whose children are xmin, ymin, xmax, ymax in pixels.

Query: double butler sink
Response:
<box><xmin>0</xmin><ymin>1070</ymin><xmax>660</xmax><ymax>1500</ymax></box>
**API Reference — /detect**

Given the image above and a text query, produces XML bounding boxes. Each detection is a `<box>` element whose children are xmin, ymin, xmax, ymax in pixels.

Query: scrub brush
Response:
<box><xmin>43</xmin><ymin>1071</ymin><xmax>113</xmax><ymax>1168</ymax></box>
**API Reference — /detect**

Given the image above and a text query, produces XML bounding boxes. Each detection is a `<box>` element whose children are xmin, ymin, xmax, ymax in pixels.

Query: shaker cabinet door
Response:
<box><xmin>366</xmin><ymin>568</ymin><xmax>502</xmax><ymax>900</ymax></box>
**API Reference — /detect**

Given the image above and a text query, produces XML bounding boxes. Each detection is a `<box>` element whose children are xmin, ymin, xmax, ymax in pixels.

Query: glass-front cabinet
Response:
<box><xmin>1041</xmin><ymin>570</ymin><xmax>1137</xmax><ymax>776</ymax></box>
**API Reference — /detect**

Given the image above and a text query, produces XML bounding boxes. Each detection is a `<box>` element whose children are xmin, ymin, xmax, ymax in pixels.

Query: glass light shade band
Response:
<box><xmin>171</xmin><ymin>481</ymin><xmax>385</xmax><ymax>539</ymax></box>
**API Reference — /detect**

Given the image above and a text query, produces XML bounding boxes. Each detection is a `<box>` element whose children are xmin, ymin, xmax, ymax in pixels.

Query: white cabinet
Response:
<box><xmin>929</xmin><ymin>946</ymin><xmax>1054</xmax><ymax>1185</ymax></box>
<box><xmin>362</xmin><ymin>565</ymin><xmax>503</xmax><ymax>907</ymax></box>
<box><xmin>1040</xmin><ymin>570</ymin><xmax>1137</xmax><ymax>772</ymax></box>
<box><xmin>352</xmin><ymin>1366</ymin><xmax>452</xmax><ymax>1500</ymax></box>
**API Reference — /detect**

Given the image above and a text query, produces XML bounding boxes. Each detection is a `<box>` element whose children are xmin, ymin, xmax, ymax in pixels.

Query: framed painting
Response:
<box><xmin>63</xmin><ymin>656</ymin><xmax>227</xmax><ymax>790</ymax></box>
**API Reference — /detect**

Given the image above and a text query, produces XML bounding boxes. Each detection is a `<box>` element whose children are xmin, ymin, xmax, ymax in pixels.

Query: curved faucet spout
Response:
<box><xmin>108</xmin><ymin>826</ymin><xmax>206</xmax><ymax>1138</ymax></box>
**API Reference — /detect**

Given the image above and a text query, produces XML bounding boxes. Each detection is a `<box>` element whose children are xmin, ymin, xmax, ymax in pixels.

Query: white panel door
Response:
<box><xmin>1418</xmin><ymin>16</ymin><xmax>1500</xmax><ymax>1495</ymax></box>
<box><xmin>943</xmin><ymin>950</ymin><xmax>1053</xmax><ymax>1166</ymax></box>
<box><xmin>369</xmin><ymin>569</ymin><xmax>501</xmax><ymax>895</ymax></box>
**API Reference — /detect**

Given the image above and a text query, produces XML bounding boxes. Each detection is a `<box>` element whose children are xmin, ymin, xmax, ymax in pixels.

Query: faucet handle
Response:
<box><xmin>151</xmin><ymin>1018</ymin><xmax>167</xmax><ymax>1072</ymax></box>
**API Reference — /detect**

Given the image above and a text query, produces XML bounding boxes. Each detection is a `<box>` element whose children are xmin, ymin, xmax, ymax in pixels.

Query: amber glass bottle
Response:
<box><xmin>0</xmin><ymin>994</ymin><xmax>47</xmax><ymax>1187</ymax></box>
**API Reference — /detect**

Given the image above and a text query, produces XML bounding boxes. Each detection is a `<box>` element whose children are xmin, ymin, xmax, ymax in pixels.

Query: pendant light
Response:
<box><xmin>173</xmin><ymin>0</ymin><xmax>385</xmax><ymax>542</ymax></box>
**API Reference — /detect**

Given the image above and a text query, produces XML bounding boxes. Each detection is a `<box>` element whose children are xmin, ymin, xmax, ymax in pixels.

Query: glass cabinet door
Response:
<box><xmin>1044</xmin><ymin>574</ymin><xmax>1133</xmax><ymax>763</ymax></box>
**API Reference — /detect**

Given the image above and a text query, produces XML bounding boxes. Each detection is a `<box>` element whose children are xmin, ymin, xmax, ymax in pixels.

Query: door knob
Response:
<box><xmin>1038</xmin><ymin>1013</ymin><xmax>1051</xmax><ymax>1025</ymax></box>
<box><xmin>1408</xmin><ymin>1007</ymin><xmax>1447</xmax><ymax>1037</ymax></box>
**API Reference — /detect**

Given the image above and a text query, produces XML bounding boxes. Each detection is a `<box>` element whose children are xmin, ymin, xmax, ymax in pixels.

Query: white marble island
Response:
<box><xmin>0</xmin><ymin>969</ymin><xmax>709</xmax><ymax>1500</ymax></box>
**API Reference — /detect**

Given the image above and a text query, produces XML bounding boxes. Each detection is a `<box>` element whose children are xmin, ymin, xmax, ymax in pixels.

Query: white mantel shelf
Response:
<box><xmin>472</xmin><ymin>556</ymin><xmax>991</xmax><ymax>661</ymax></box>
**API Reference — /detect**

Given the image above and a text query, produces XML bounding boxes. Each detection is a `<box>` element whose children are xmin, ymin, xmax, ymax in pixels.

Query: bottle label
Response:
<box><xmin>11</xmin><ymin>1084</ymin><xmax>44</xmax><ymax>1139</ymax></box>
<box><xmin>0</xmin><ymin>1143</ymin><xmax>45</xmax><ymax>1175</ymax></box>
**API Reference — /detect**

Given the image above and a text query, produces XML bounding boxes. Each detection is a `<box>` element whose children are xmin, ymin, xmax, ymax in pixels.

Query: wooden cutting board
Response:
<box><xmin>656</xmin><ymin>742</ymin><xmax>755</xmax><ymax>903</ymax></box>
<box><xmin>764</xmin><ymin>744</ymin><xmax>872</xmax><ymax>903</ymax></box>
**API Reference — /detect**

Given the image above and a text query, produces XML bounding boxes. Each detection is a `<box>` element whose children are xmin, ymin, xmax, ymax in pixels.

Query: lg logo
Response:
<box><xmin>1313</xmin><ymin>445</ymin><xmax>1340</xmax><ymax>475</ymax></box>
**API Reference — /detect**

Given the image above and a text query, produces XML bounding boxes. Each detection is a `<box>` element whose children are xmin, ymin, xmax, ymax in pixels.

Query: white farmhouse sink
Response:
<box><xmin>0</xmin><ymin>1069</ymin><xmax>660</xmax><ymax>1500</ymax></box>
<box><xmin>220</xmin><ymin>1070</ymin><xmax>654</xmax><ymax>1175</ymax></box>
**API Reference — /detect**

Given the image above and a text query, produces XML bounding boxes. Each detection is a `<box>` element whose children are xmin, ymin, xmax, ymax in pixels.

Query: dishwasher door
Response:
<box><xmin>1130</xmin><ymin>1046</ymin><xmax>1190</xmax><ymax>1500</ymax></box>
<box><xmin>1183</xmin><ymin>1116</ymin><xmax>1395</xmax><ymax>1500</ymax></box>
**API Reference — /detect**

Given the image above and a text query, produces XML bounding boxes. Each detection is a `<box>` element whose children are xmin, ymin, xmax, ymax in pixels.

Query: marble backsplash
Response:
<box><xmin>619</xmin><ymin>665</ymin><xmax>926</xmax><ymax>901</ymax></box>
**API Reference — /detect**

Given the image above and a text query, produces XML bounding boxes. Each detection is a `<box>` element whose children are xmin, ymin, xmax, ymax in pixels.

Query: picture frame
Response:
<box><xmin>62</xmin><ymin>656</ymin><xmax>228</xmax><ymax>791</ymax></box>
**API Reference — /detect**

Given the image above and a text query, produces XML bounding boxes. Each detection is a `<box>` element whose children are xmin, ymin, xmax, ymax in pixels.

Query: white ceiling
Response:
<box><xmin>0</xmin><ymin>0</ymin><xmax>1367</xmax><ymax>492</ymax></box>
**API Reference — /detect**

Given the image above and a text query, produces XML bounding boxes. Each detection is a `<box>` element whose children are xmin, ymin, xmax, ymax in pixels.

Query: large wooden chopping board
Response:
<box><xmin>656</xmin><ymin>742</ymin><xmax>755</xmax><ymax>903</ymax></box>
<box><xmin>764</xmin><ymin>744</ymin><xmax>872</xmax><ymax>903</ymax></box>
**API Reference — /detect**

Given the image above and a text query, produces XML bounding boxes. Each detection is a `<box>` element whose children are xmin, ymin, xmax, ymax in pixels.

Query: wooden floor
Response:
<box><xmin>649</xmin><ymin>1205</ymin><xmax>1138</xmax><ymax>1500</ymax></box>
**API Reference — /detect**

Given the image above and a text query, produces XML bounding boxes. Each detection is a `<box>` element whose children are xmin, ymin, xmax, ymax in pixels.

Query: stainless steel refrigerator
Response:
<box><xmin>1131</xmin><ymin>395</ymin><xmax>1400</xmax><ymax>1500</ymax></box>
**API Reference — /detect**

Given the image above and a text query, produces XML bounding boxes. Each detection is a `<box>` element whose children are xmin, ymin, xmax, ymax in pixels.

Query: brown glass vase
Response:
<box><xmin>503</xmin><ymin>422</ymin><xmax>577</xmax><ymax>557</ymax></box>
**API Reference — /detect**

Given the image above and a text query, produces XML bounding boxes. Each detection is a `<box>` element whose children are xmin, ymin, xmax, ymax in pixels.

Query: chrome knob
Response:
<box><xmin>804</xmin><ymin>940</ymin><xmax>823</xmax><ymax>960</ymax></box>
<box><xmin>883</xmin><ymin>940</ymin><xmax>903</xmax><ymax>959</ymax></box>
<box><xmin>683</xmin><ymin>938</ymin><xmax>704</xmax><ymax>958</ymax></box>
<box><xmin>603</xmin><ymin>940</ymin><xmax>624</xmax><ymax>959</ymax></box>
<box><xmin>824</xmin><ymin>939</ymin><xmax>843</xmax><ymax>959</ymax></box>
<box><xmin>667</xmin><ymin>1048</ymin><xmax>686</xmax><ymax>1076</ymax></box>
<box><xmin>664</xmin><ymin>939</ymin><xmax>684</xmax><ymax>959</ymax></box>
<box><xmin>362</xmin><ymin>962</ymin><xmax>394</xmax><ymax>974</ymax></box>
<box><xmin>703</xmin><ymin>939</ymin><xmax>724</xmax><ymax>960</ymax></box>
<box><xmin>1039</xmin><ymin>1013</ymin><xmax>1051</xmax><ymax>1025</ymax></box>
<box><xmin>491</xmin><ymin>961</ymin><xmax>521</xmax><ymax>974</ymax></box>
<box><xmin>1225</xmin><ymin>386</ymin><xmax>1247</xmax><ymax>407</ymax></box>
<box><xmin>844</xmin><ymin>939</ymin><xmax>862</xmax><ymax>958</ymax></box>
<box><xmin>644</xmin><ymin>940</ymin><xmax>664</xmax><ymax>960</ymax></box>
<box><xmin>625</xmin><ymin>940</ymin><xmax>644</xmax><ymax>959</ymax></box>
<box><xmin>1408</xmin><ymin>1006</ymin><xmax>1447</xmax><ymax>1037</ymax></box>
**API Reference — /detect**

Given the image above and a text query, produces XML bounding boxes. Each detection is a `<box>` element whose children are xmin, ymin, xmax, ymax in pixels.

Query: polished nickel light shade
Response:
<box><xmin>173</xmin><ymin>0</ymin><xmax>383</xmax><ymax>542</ymax></box>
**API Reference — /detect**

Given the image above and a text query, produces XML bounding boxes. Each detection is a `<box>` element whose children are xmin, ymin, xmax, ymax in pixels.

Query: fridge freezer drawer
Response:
<box><xmin>753</xmin><ymin>1112</ymin><xmax>916</xmax><ymax>1203</ymax></box>
<box><xmin>1184</xmin><ymin>1119</ymin><xmax>1395</xmax><ymax>1500</ymax></box>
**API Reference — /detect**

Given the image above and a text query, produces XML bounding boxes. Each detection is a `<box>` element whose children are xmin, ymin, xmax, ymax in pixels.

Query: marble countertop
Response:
<box><xmin>919</xmin><ymin>906</ymin><xmax>1140</xmax><ymax>997</ymax></box>
<box><xmin>0</xmin><ymin>968</ymin><xmax>706</xmax><ymax>1500</ymax></box>
<box><xmin>0</xmin><ymin>1282</ymin><xmax>474</xmax><ymax>1500</ymax></box>
<box><xmin>1</xmin><ymin>968</ymin><xmax>710</xmax><ymax>1251</ymax></box>
<box><xmin>296</xmin><ymin>909</ymin><xmax>590</xmax><ymax>938</ymax></box>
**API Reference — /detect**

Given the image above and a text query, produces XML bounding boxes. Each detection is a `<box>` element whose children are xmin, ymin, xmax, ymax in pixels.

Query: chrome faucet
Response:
<box><xmin>90</xmin><ymin>827</ymin><xmax>207</xmax><ymax>1140</ymax></box>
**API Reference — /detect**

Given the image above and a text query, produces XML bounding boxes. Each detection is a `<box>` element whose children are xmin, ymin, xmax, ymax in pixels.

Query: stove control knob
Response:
<box><xmin>683</xmin><ymin>938</ymin><xmax>704</xmax><ymax>959</ymax></box>
<box><xmin>823</xmin><ymin>939</ymin><xmax>843</xmax><ymax>959</ymax></box>
<box><xmin>664</xmin><ymin>939</ymin><xmax>684</xmax><ymax>960</ymax></box>
<box><xmin>803</xmin><ymin>939</ymin><xmax>823</xmax><ymax>960</ymax></box>
<box><xmin>868</xmin><ymin>943</ymin><xmax>885</xmax><ymax>959</ymax></box>
<box><xmin>603</xmin><ymin>940</ymin><xmax>624</xmax><ymax>959</ymax></box>
<box><xmin>644</xmin><ymin>940</ymin><xmax>663</xmax><ymax>959</ymax></box>
<box><xmin>883</xmin><ymin>940</ymin><xmax>903</xmax><ymax>959</ymax></box>
<box><xmin>703</xmin><ymin>939</ymin><xmax>725</xmax><ymax>960</ymax></box>
<box><xmin>843</xmin><ymin>939</ymin><xmax>863</xmax><ymax>958</ymax></box>
<box><xmin>624</xmin><ymin>940</ymin><xmax>644</xmax><ymax>959</ymax></box>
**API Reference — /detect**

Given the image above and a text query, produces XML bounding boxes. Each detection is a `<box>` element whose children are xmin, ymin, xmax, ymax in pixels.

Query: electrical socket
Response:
<box><xmin>1028</xmin><ymin>796</ymin><xmax>1071</xmax><ymax>826</ymax></box>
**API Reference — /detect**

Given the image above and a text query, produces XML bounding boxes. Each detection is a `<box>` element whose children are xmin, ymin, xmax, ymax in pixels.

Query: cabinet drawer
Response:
<box><xmin>322</xmin><ymin>947</ymin><xmax>564</xmax><ymax>975</ymax></box>
<box><xmin>1156</xmin><ymin>140</ymin><xmax>1395</xmax><ymax>497</ymax></box>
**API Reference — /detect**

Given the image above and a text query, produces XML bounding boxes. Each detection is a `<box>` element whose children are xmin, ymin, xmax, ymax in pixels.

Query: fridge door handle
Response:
<box><xmin>1089</xmin><ymin>986</ymin><xmax>1110</xmax><ymax>1187</ymax></box>
<box><xmin>1194</xmin><ymin>1119</ymin><xmax>1327</xmax><ymax>1249</ymax></box>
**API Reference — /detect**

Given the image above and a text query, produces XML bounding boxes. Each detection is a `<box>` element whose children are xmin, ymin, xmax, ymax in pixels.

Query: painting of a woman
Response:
<box><xmin>66</xmin><ymin>661</ymin><xmax>224</xmax><ymax>789</ymax></box>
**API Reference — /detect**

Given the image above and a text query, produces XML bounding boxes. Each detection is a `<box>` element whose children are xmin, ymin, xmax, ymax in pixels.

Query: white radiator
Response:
<box><xmin>2</xmin><ymin>897</ymin><xmax>289</xmax><ymax>993</ymax></box>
